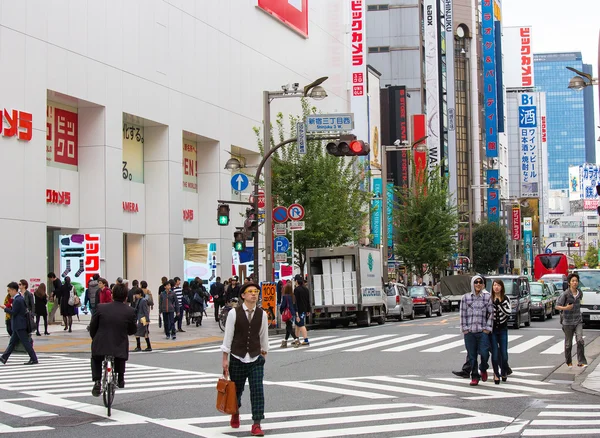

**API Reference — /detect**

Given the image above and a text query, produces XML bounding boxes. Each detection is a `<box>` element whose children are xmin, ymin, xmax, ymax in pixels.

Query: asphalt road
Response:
<box><xmin>1</xmin><ymin>310</ymin><xmax>600</xmax><ymax>437</ymax></box>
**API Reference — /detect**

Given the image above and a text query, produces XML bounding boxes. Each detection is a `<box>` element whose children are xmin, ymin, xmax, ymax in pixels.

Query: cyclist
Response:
<box><xmin>89</xmin><ymin>283</ymin><xmax>137</xmax><ymax>396</ymax></box>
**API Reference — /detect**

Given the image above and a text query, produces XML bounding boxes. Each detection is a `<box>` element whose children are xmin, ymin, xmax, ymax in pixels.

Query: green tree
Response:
<box><xmin>254</xmin><ymin>99</ymin><xmax>371</xmax><ymax>274</ymax></box>
<box><xmin>573</xmin><ymin>254</ymin><xmax>585</xmax><ymax>269</ymax></box>
<box><xmin>472</xmin><ymin>222</ymin><xmax>507</xmax><ymax>274</ymax></box>
<box><xmin>585</xmin><ymin>244</ymin><xmax>599</xmax><ymax>269</ymax></box>
<box><xmin>393</xmin><ymin>164</ymin><xmax>458</xmax><ymax>278</ymax></box>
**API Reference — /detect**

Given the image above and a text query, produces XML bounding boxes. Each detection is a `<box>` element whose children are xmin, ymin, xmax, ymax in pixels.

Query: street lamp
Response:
<box><xmin>224</xmin><ymin>157</ymin><xmax>242</xmax><ymax>170</ymax></box>
<box><xmin>262</xmin><ymin>77</ymin><xmax>329</xmax><ymax>283</ymax></box>
<box><xmin>566</xmin><ymin>66</ymin><xmax>598</xmax><ymax>90</ymax></box>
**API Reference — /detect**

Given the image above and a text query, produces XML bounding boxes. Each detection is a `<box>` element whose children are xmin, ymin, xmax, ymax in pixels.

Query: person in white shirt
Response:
<box><xmin>221</xmin><ymin>282</ymin><xmax>268</xmax><ymax>437</ymax></box>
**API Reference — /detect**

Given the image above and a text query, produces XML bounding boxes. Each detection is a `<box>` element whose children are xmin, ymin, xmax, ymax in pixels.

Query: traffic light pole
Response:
<box><xmin>252</xmin><ymin>134</ymin><xmax>340</xmax><ymax>285</ymax></box>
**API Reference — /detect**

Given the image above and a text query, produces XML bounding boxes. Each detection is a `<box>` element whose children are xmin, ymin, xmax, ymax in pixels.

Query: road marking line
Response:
<box><xmin>0</xmin><ymin>401</ymin><xmax>57</xmax><ymax>418</ymax></box>
<box><xmin>421</xmin><ymin>339</ymin><xmax>465</xmax><ymax>352</ymax></box>
<box><xmin>522</xmin><ymin>428</ymin><xmax>600</xmax><ymax>436</ymax></box>
<box><xmin>545</xmin><ymin>404</ymin><xmax>600</xmax><ymax>409</ymax></box>
<box><xmin>511</xmin><ymin>366</ymin><xmax>555</xmax><ymax>370</ymax></box>
<box><xmin>540</xmin><ymin>339</ymin><xmax>565</xmax><ymax>354</ymax></box>
<box><xmin>268</xmin><ymin>381</ymin><xmax>393</xmax><ymax>399</ymax></box>
<box><xmin>277</xmin><ymin>336</ymin><xmax>364</xmax><ymax>353</ymax></box>
<box><xmin>508</xmin><ymin>336</ymin><xmax>554</xmax><ymax>353</ymax></box>
<box><xmin>398</xmin><ymin>420</ymin><xmax>529</xmax><ymax>437</ymax></box>
<box><xmin>384</xmin><ymin>334</ymin><xmax>460</xmax><ymax>352</ymax></box>
<box><xmin>539</xmin><ymin>411</ymin><xmax>600</xmax><ymax>417</ymax></box>
<box><xmin>384</xmin><ymin>376</ymin><xmax>521</xmax><ymax>397</ymax></box>
<box><xmin>345</xmin><ymin>334</ymin><xmax>427</xmax><ymax>352</ymax></box>
<box><xmin>309</xmin><ymin>334</ymin><xmax>395</xmax><ymax>352</ymax></box>
<box><xmin>532</xmin><ymin>419</ymin><xmax>600</xmax><ymax>425</ymax></box>
<box><xmin>317</xmin><ymin>378</ymin><xmax>449</xmax><ymax>397</ymax></box>
<box><xmin>461</xmin><ymin>335</ymin><xmax>523</xmax><ymax>353</ymax></box>
<box><xmin>0</xmin><ymin>423</ymin><xmax>53</xmax><ymax>434</ymax></box>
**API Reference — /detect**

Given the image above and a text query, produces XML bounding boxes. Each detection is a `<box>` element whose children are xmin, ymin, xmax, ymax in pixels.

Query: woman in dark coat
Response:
<box><xmin>59</xmin><ymin>276</ymin><xmax>75</xmax><ymax>332</ymax></box>
<box><xmin>133</xmin><ymin>289</ymin><xmax>151</xmax><ymax>352</ymax></box>
<box><xmin>34</xmin><ymin>283</ymin><xmax>49</xmax><ymax>336</ymax></box>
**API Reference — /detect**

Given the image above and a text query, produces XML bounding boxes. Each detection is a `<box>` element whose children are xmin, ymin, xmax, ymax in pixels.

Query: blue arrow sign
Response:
<box><xmin>231</xmin><ymin>173</ymin><xmax>249</xmax><ymax>192</ymax></box>
<box><xmin>274</xmin><ymin>236</ymin><xmax>289</xmax><ymax>253</ymax></box>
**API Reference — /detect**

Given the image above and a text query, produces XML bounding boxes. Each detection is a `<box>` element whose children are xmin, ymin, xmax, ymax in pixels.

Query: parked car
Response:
<box><xmin>539</xmin><ymin>274</ymin><xmax>568</xmax><ymax>295</ymax></box>
<box><xmin>529</xmin><ymin>282</ymin><xmax>553</xmax><ymax>321</ymax></box>
<box><xmin>440</xmin><ymin>275</ymin><xmax>471</xmax><ymax>311</ymax></box>
<box><xmin>408</xmin><ymin>286</ymin><xmax>442</xmax><ymax>318</ymax></box>
<box><xmin>438</xmin><ymin>294</ymin><xmax>452</xmax><ymax>312</ymax></box>
<box><xmin>543</xmin><ymin>281</ymin><xmax>560</xmax><ymax>314</ymax></box>
<box><xmin>486</xmin><ymin>275</ymin><xmax>531</xmax><ymax>329</ymax></box>
<box><xmin>571</xmin><ymin>269</ymin><xmax>600</xmax><ymax>328</ymax></box>
<box><xmin>385</xmin><ymin>283</ymin><xmax>415</xmax><ymax>321</ymax></box>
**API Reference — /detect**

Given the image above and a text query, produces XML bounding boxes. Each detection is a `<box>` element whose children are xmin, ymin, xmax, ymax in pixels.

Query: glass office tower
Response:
<box><xmin>533</xmin><ymin>52</ymin><xmax>596</xmax><ymax>190</ymax></box>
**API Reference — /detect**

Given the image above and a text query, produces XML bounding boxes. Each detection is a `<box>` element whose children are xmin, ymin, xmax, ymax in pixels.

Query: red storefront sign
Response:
<box><xmin>412</xmin><ymin>114</ymin><xmax>427</xmax><ymax>189</ymax></box>
<box><xmin>520</xmin><ymin>27</ymin><xmax>533</xmax><ymax>87</ymax></box>
<box><xmin>46</xmin><ymin>189</ymin><xmax>71</xmax><ymax>205</ymax></box>
<box><xmin>541</xmin><ymin>116</ymin><xmax>547</xmax><ymax>143</ymax></box>
<box><xmin>122</xmin><ymin>202</ymin><xmax>139</xmax><ymax>212</ymax></box>
<box><xmin>512</xmin><ymin>207</ymin><xmax>521</xmax><ymax>240</ymax></box>
<box><xmin>257</xmin><ymin>0</ymin><xmax>308</xmax><ymax>37</ymax></box>
<box><xmin>350</xmin><ymin>0</ymin><xmax>364</xmax><ymax>97</ymax></box>
<box><xmin>183</xmin><ymin>209</ymin><xmax>194</xmax><ymax>221</ymax></box>
<box><xmin>84</xmin><ymin>234</ymin><xmax>100</xmax><ymax>287</ymax></box>
<box><xmin>1</xmin><ymin>109</ymin><xmax>32</xmax><ymax>141</ymax></box>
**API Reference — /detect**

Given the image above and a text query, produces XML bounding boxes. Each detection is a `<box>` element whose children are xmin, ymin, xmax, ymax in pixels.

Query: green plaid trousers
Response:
<box><xmin>229</xmin><ymin>355</ymin><xmax>265</xmax><ymax>421</ymax></box>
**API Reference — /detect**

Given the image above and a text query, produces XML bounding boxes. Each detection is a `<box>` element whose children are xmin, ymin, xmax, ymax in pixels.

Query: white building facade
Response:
<box><xmin>0</xmin><ymin>0</ymin><xmax>352</xmax><ymax>297</ymax></box>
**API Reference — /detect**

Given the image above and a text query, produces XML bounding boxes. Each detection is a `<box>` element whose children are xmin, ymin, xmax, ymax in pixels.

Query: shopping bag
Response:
<box><xmin>216</xmin><ymin>376</ymin><xmax>237</xmax><ymax>414</ymax></box>
<box><xmin>281</xmin><ymin>308</ymin><xmax>292</xmax><ymax>322</ymax></box>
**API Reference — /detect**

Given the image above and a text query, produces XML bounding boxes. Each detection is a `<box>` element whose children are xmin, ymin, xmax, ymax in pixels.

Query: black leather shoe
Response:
<box><xmin>91</xmin><ymin>381</ymin><xmax>101</xmax><ymax>397</ymax></box>
<box><xmin>0</xmin><ymin>357</ymin><xmax>6</xmax><ymax>365</ymax></box>
<box><xmin>118</xmin><ymin>380</ymin><xmax>125</xmax><ymax>389</ymax></box>
<box><xmin>452</xmin><ymin>370</ymin><xmax>470</xmax><ymax>378</ymax></box>
<box><xmin>23</xmin><ymin>360</ymin><xmax>38</xmax><ymax>365</ymax></box>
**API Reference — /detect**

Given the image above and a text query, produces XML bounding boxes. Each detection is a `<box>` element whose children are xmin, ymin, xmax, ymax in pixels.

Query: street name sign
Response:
<box><xmin>297</xmin><ymin>121</ymin><xmax>307</xmax><ymax>155</ymax></box>
<box><xmin>306</xmin><ymin>113</ymin><xmax>354</xmax><ymax>132</ymax></box>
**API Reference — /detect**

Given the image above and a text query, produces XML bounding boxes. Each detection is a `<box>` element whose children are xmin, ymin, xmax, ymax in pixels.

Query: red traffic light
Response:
<box><xmin>349</xmin><ymin>140</ymin><xmax>369</xmax><ymax>156</ymax></box>
<box><xmin>326</xmin><ymin>135</ymin><xmax>370</xmax><ymax>157</ymax></box>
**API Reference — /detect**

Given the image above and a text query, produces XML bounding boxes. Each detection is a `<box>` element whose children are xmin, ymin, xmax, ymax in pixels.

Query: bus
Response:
<box><xmin>534</xmin><ymin>253</ymin><xmax>572</xmax><ymax>280</ymax></box>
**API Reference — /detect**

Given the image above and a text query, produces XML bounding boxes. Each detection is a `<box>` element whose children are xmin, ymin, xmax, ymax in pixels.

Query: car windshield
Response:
<box><xmin>551</xmin><ymin>281</ymin><xmax>564</xmax><ymax>291</ymax></box>
<box><xmin>576</xmin><ymin>271</ymin><xmax>600</xmax><ymax>291</ymax></box>
<box><xmin>486</xmin><ymin>279</ymin><xmax>518</xmax><ymax>296</ymax></box>
<box><xmin>409</xmin><ymin>286</ymin><xmax>427</xmax><ymax>297</ymax></box>
<box><xmin>530</xmin><ymin>284</ymin><xmax>544</xmax><ymax>296</ymax></box>
<box><xmin>385</xmin><ymin>286</ymin><xmax>396</xmax><ymax>297</ymax></box>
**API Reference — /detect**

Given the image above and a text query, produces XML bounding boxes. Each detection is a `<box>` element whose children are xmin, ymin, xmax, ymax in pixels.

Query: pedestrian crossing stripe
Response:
<box><xmin>267</xmin><ymin>373</ymin><xmax>569</xmax><ymax>401</ymax></box>
<box><xmin>521</xmin><ymin>405</ymin><xmax>600</xmax><ymax>436</ymax></box>
<box><xmin>175</xmin><ymin>333</ymin><xmax>572</xmax><ymax>355</ymax></box>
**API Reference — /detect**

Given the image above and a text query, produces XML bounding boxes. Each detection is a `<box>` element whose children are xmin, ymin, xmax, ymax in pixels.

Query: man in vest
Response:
<box><xmin>221</xmin><ymin>282</ymin><xmax>268</xmax><ymax>437</ymax></box>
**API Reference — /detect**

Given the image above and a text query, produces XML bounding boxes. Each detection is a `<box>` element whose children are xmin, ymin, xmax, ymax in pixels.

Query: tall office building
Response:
<box><xmin>533</xmin><ymin>52</ymin><xmax>596</xmax><ymax>190</ymax></box>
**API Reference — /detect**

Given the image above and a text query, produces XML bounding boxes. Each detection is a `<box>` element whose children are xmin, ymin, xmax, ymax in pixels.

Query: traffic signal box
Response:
<box><xmin>217</xmin><ymin>204</ymin><xmax>230</xmax><ymax>226</ymax></box>
<box><xmin>567</xmin><ymin>241</ymin><xmax>581</xmax><ymax>248</ymax></box>
<box><xmin>244</xmin><ymin>207</ymin><xmax>258</xmax><ymax>241</ymax></box>
<box><xmin>234</xmin><ymin>230</ymin><xmax>245</xmax><ymax>251</ymax></box>
<box><xmin>326</xmin><ymin>134</ymin><xmax>370</xmax><ymax>157</ymax></box>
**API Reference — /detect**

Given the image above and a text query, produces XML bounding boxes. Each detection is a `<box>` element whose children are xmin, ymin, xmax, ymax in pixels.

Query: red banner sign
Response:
<box><xmin>2</xmin><ymin>109</ymin><xmax>32</xmax><ymax>141</ymax></box>
<box><xmin>122</xmin><ymin>202</ymin><xmax>139</xmax><ymax>213</ymax></box>
<box><xmin>512</xmin><ymin>207</ymin><xmax>521</xmax><ymax>240</ymax></box>
<box><xmin>84</xmin><ymin>234</ymin><xmax>100</xmax><ymax>287</ymax></box>
<box><xmin>520</xmin><ymin>27</ymin><xmax>533</xmax><ymax>87</ymax></box>
<box><xmin>412</xmin><ymin>114</ymin><xmax>427</xmax><ymax>189</ymax></box>
<box><xmin>183</xmin><ymin>209</ymin><xmax>194</xmax><ymax>221</ymax></box>
<box><xmin>46</xmin><ymin>189</ymin><xmax>71</xmax><ymax>205</ymax></box>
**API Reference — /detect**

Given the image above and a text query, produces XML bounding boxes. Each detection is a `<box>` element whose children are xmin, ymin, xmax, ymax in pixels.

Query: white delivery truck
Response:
<box><xmin>306</xmin><ymin>246</ymin><xmax>387</xmax><ymax>328</ymax></box>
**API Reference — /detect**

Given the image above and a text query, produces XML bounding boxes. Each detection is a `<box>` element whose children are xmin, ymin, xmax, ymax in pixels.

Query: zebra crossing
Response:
<box><xmin>0</xmin><ymin>353</ymin><xmax>220</xmax><ymax>398</ymax></box>
<box><xmin>266</xmin><ymin>368</ymin><xmax>569</xmax><ymax>401</ymax></box>
<box><xmin>166</xmin><ymin>332</ymin><xmax>570</xmax><ymax>355</ymax></box>
<box><xmin>520</xmin><ymin>404</ymin><xmax>600</xmax><ymax>436</ymax></box>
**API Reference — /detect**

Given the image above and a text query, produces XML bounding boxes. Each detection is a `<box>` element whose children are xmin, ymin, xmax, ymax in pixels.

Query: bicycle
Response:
<box><xmin>218</xmin><ymin>298</ymin><xmax>238</xmax><ymax>332</ymax></box>
<box><xmin>102</xmin><ymin>355</ymin><xmax>117</xmax><ymax>417</ymax></box>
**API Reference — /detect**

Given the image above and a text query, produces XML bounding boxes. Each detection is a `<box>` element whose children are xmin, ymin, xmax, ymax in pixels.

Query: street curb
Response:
<box><xmin>570</xmin><ymin>336</ymin><xmax>600</xmax><ymax>397</ymax></box>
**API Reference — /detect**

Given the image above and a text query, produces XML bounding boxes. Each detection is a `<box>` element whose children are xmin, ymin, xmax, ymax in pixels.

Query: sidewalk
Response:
<box><xmin>567</xmin><ymin>335</ymin><xmax>600</xmax><ymax>396</ymax></box>
<box><xmin>0</xmin><ymin>309</ymin><xmax>225</xmax><ymax>354</ymax></box>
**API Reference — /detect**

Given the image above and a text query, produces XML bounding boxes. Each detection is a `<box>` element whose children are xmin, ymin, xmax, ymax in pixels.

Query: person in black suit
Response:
<box><xmin>210</xmin><ymin>276</ymin><xmax>226</xmax><ymax>322</ymax></box>
<box><xmin>0</xmin><ymin>282</ymin><xmax>38</xmax><ymax>365</ymax></box>
<box><xmin>89</xmin><ymin>283</ymin><xmax>136</xmax><ymax>397</ymax></box>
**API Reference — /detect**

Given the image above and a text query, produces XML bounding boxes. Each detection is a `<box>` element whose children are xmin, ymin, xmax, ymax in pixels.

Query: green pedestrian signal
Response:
<box><xmin>234</xmin><ymin>230</ymin><xmax>246</xmax><ymax>252</ymax></box>
<box><xmin>217</xmin><ymin>204</ymin><xmax>230</xmax><ymax>226</ymax></box>
<box><xmin>234</xmin><ymin>241</ymin><xmax>244</xmax><ymax>251</ymax></box>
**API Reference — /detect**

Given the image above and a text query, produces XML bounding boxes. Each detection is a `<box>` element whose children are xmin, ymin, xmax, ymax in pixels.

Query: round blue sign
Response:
<box><xmin>274</xmin><ymin>236</ymin><xmax>289</xmax><ymax>253</ymax></box>
<box><xmin>230</xmin><ymin>173</ymin><xmax>249</xmax><ymax>192</ymax></box>
<box><xmin>545</xmin><ymin>248</ymin><xmax>553</xmax><ymax>254</ymax></box>
<box><xmin>272</xmin><ymin>206</ymin><xmax>288</xmax><ymax>223</ymax></box>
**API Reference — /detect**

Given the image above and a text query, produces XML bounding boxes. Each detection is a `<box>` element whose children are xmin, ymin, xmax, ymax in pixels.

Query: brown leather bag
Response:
<box><xmin>216</xmin><ymin>377</ymin><xmax>237</xmax><ymax>414</ymax></box>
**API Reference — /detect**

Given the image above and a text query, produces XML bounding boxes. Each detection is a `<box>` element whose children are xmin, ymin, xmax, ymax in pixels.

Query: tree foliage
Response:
<box><xmin>584</xmin><ymin>244</ymin><xmax>598</xmax><ymax>269</ymax></box>
<box><xmin>472</xmin><ymin>222</ymin><xmax>507</xmax><ymax>274</ymax></box>
<box><xmin>393</xmin><ymin>164</ymin><xmax>458</xmax><ymax>278</ymax></box>
<box><xmin>254</xmin><ymin>99</ymin><xmax>371</xmax><ymax>274</ymax></box>
<box><xmin>573</xmin><ymin>254</ymin><xmax>585</xmax><ymax>269</ymax></box>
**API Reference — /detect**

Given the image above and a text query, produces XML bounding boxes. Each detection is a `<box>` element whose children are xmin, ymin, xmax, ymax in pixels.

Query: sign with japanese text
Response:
<box><xmin>350</xmin><ymin>0</ymin><xmax>368</xmax><ymax>151</ymax></box>
<box><xmin>59</xmin><ymin>234</ymin><xmax>101</xmax><ymax>292</ymax></box>
<box><xmin>569</xmin><ymin>165</ymin><xmax>582</xmax><ymax>201</ymax></box>
<box><xmin>523</xmin><ymin>217</ymin><xmax>533</xmax><ymax>268</ymax></box>
<box><xmin>183</xmin><ymin>139</ymin><xmax>198</xmax><ymax>192</ymax></box>
<box><xmin>47</xmin><ymin>102</ymin><xmax>78</xmax><ymax>170</ymax></box>
<box><xmin>412</xmin><ymin>115</ymin><xmax>428</xmax><ymax>189</ymax></box>
<box><xmin>570</xmin><ymin>164</ymin><xmax>600</xmax><ymax>209</ymax></box>
<box><xmin>260</xmin><ymin>282</ymin><xmax>277</xmax><ymax>328</ymax></box>
<box><xmin>486</xmin><ymin>169</ymin><xmax>499</xmax><ymax>186</ymax></box>
<box><xmin>482</xmin><ymin>0</ymin><xmax>498</xmax><ymax>158</ymax></box>
<box><xmin>183</xmin><ymin>209</ymin><xmax>194</xmax><ymax>221</ymax></box>
<box><xmin>122</xmin><ymin>121</ymin><xmax>144</xmax><ymax>183</ymax></box>
<box><xmin>368</xmin><ymin>70</ymin><xmax>381</xmax><ymax>170</ymax></box>
<box><xmin>397</xmin><ymin>86</ymin><xmax>409</xmax><ymax>189</ymax></box>
<box><xmin>518</xmin><ymin>93</ymin><xmax>539</xmax><ymax>197</ymax></box>
<box><xmin>512</xmin><ymin>206</ymin><xmax>521</xmax><ymax>240</ymax></box>
<box><xmin>257</xmin><ymin>0</ymin><xmax>308</xmax><ymax>38</ymax></box>
<box><xmin>424</xmin><ymin>0</ymin><xmax>440</xmax><ymax>171</ymax></box>
<box><xmin>1</xmin><ymin>108</ymin><xmax>32</xmax><ymax>141</ymax></box>
<box><xmin>305</xmin><ymin>114</ymin><xmax>353</xmax><ymax>132</ymax></box>
<box><xmin>46</xmin><ymin>189</ymin><xmax>71</xmax><ymax>205</ymax></box>
<box><xmin>371</xmin><ymin>178</ymin><xmax>382</xmax><ymax>245</ymax></box>
<box><xmin>387</xmin><ymin>182</ymin><xmax>393</xmax><ymax>247</ymax></box>
<box><xmin>487</xmin><ymin>188</ymin><xmax>500</xmax><ymax>223</ymax></box>
<box><xmin>503</xmin><ymin>27</ymin><xmax>534</xmax><ymax>88</ymax></box>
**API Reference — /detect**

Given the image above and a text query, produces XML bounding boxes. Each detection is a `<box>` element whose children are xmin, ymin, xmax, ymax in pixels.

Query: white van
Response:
<box><xmin>571</xmin><ymin>269</ymin><xmax>600</xmax><ymax>328</ymax></box>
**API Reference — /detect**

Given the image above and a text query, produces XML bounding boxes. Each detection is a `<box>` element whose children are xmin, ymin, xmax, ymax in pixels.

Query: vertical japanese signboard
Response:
<box><xmin>412</xmin><ymin>115</ymin><xmax>428</xmax><ymax>188</ymax></box>
<box><xmin>59</xmin><ymin>234</ymin><xmax>101</xmax><ymax>292</ymax></box>
<box><xmin>368</xmin><ymin>69</ymin><xmax>381</xmax><ymax>170</ymax></box>
<box><xmin>350</xmin><ymin>0</ymin><xmax>368</xmax><ymax>148</ymax></box>
<box><xmin>424</xmin><ymin>0</ymin><xmax>440</xmax><ymax>172</ymax></box>
<box><xmin>122</xmin><ymin>122</ymin><xmax>144</xmax><ymax>183</ymax></box>
<box><xmin>261</xmin><ymin>282</ymin><xmax>277</xmax><ymax>328</ymax></box>
<box><xmin>487</xmin><ymin>188</ymin><xmax>500</xmax><ymax>223</ymax></box>
<box><xmin>523</xmin><ymin>217</ymin><xmax>533</xmax><ymax>270</ymax></box>
<box><xmin>445</xmin><ymin>0</ymin><xmax>457</xmax><ymax>206</ymax></box>
<box><xmin>482</xmin><ymin>0</ymin><xmax>498</xmax><ymax>158</ymax></box>
<box><xmin>371</xmin><ymin>178</ymin><xmax>382</xmax><ymax>245</ymax></box>
<box><xmin>503</xmin><ymin>27</ymin><xmax>534</xmax><ymax>88</ymax></box>
<box><xmin>397</xmin><ymin>86</ymin><xmax>409</xmax><ymax>189</ymax></box>
<box><xmin>518</xmin><ymin>93</ymin><xmax>539</xmax><ymax>197</ymax></box>
<box><xmin>582</xmin><ymin>164</ymin><xmax>599</xmax><ymax>210</ymax></box>
<box><xmin>512</xmin><ymin>206</ymin><xmax>521</xmax><ymax>240</ymax></box>
<box><xmin>387</xmin><ymin>182</ymin><xmax>393</xmax><ymax>248</ymax></box>
<box><xmin>183</xmin><ymin>139</ymin><xmax>198</xmax><ymax>192</ymax></box>
<box><xmin>46</xmin><ymin>102</ymin><xmax>78</xmax><ymax>170</ymax></box>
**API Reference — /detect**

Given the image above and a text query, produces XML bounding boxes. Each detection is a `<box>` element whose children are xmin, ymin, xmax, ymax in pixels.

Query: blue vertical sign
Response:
<box><xmin>523</xmin><ymin>217</ymin><xmax>533</xmax><ymax>274</ymax></box>
<box><xmin>371</xmin><ymin>178</ymin><xmax>382</xmax><ymax>245</ymax></box>
<box><xmin>387</xmin><ymin>182</ymin><xmax>393</xmax><ymax>248</ymax></box>
<box><xmin>488</xmin><ymin>188</ymin><xmax>500</xmax><ymax>223</ymax></box>
<box><xmin>486</xmin><ymin>169</ymin><xmax>499</xmax><ymax>186</ymax></box>
<box><xmin>482</xmin><ymin>0</ymin><xmax>498</xmax><ymax>159</ymax></box>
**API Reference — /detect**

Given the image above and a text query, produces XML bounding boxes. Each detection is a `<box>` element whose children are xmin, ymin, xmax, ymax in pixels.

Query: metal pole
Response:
<box><xmin>291</xmin><ymin>230</ymin><xmax>295</xmax><ymax>275</ymax></box>
<box><xmin>465</xmin><ymin>51</ymin><xmax>474</xmax><ymax>272</ymax></box>
<box><xmin>253</xmin><ymin>180</ymin><xmax>260</xmax><ymax>284</ymax></box>
<box><xmin>263</xmin><ymin>91</ymin><xmax>273</xmax><ymax>284</ymax></box>
<box><xmin>382</xmin><ymin>146</ymin><xmax>388</xmax><ymax>283</ymax></box>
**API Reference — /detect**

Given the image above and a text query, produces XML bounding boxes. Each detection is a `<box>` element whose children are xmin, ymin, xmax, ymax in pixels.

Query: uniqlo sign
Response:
<box><xmin>47</xmin><ymin>103</ymin><xmax>78</xmax><ymax>170</ymax></box>
<box><xmin>512</xmin><ymin>207</ymin><xmax>521</xmax><ymax>241</ymax></box>
<box><xmin>257</xmin><ymin>0</ymin><xmax>308</xmax><ymax>37</ymax></box>
<box><xmin>1</xmin><ymin>109</ymin><xmax>32</xmax><ymax>141</ymax></box>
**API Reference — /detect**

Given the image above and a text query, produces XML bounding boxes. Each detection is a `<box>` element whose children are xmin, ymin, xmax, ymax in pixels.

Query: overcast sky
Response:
<box><xmin>502</xmin><ymin>0</ymin><xmax>599</xmax><ymax>160</ymax></box>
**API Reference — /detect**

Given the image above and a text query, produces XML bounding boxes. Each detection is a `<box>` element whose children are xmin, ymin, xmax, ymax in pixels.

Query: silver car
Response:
<box><xmin>385</xmin><ymin>283</ymin><xmax>415</xmax><ymax>321</ymax></box>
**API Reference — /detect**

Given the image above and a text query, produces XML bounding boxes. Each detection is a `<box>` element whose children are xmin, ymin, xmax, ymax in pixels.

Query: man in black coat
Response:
<box><xmin>210</xmin><ymin>276</ymin><xmax>225</xmax><ymax>322</ymax></box>
<box><xmin>0</xmin><ymin>282</ymin><xmax>38</xmax><ymax>365</ymax></box>
<box><xmin>89</xmin><ymin>283</ymin><xmax>136</xmax><ymax>396</ymax></box>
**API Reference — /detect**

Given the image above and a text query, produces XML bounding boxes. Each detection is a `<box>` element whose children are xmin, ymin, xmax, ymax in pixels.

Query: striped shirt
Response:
<box><xmin>492</xmin><ymin>296</ymin><xmax>511</xmax><ymax>330</ymax></box>
<box><xmin>173</xmin><ymin>286</ymin><xmax>183</xmax><ymax>307</ymax></box>
<box><xmin>460</xmin><ymin>290</ymin><xmax>493</xmax><ymax>333</ymax></box>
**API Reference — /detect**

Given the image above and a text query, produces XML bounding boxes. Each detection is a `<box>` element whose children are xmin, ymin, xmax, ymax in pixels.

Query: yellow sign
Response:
<box><xmin>122</xmin><ymin>122</ymin><xmax>144</xmax><ymax>183</ymax></box>
<box><xmin>261</xmin><ymin>283</ymin><xmax>277</xmax><ymax>328</ymax></box>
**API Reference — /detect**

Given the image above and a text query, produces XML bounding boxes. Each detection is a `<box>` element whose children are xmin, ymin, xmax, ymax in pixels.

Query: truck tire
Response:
<box><xmin>341</xmin><ymin>320</ymin><xmax>350</xmax><ymax>327</ymax></box>
<box><xmin>357</xmin><ymin>310</ymin><xmax>371</xmax><ymax>327</ymax></box>
<box><xmin>377</xmin><ymin>314</ymin><xmax>385</xmax><ymax>325</ymax></box>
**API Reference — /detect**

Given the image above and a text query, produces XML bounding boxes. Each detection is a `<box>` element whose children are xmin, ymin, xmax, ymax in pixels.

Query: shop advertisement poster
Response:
<box><xmin>59</xmin><ymin>234</ymin><xmax>101</xmax><ymax>294</ymax></box>
<box><xmin>261</xmin><ymin>282</ymin><xmax>277</xmax><ymax>328</ymax></box>
<box><xmin>46</xmin><ymin>102</ymin><xmax>78</xmax><ymax>170</ymax></box>
<box><xmin>183</xmin><ymin>139</ymin><xmax>198</xmax><ymax>192</ymax></box>
<box><xmin>122</xmin><ymin>122</ymin><xmax>144</xmax><ymax>183</ymax></box>
<box><xmin>183</xmin><ymin>243</ymin><xmax>218</xmax><ymax>287</ymax></box>
<box><xmin>481</xmin><ymin>0</ymin><xmax>498</xmax><ymax>158</ymax></box>
<box><xmin>371</xmin><ymin>178</ymin><xmax>382</xmax><ymax>245</ymax></box>
<box><xmin>518</xmin><ymin>93</ymin><xmax>539</xmax><ymax>197</ymax></box>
